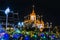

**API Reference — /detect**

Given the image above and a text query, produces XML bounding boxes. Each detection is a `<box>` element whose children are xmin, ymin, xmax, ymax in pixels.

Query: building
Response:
<box><xmin>0</xmin><ymin>11</ymin><xmax>19</xmax><ymax>28</ymax></box>
<box><xmin>24</xmin><ymin>5</ymin><xmax>44</xmax><ymax>32</ymax></box>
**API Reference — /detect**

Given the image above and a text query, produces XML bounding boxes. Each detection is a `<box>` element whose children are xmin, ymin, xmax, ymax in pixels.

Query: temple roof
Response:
<box><xmin>30</xmin><ymin>5</ymin><xmax>36</xmax><ymax>15</ymax></box>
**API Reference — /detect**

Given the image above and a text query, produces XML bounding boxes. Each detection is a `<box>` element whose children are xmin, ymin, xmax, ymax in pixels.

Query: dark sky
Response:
<box><xmin>0</xmin><ymin>0</ymin><xmax>60</xmax><ymax>26</ymax></box>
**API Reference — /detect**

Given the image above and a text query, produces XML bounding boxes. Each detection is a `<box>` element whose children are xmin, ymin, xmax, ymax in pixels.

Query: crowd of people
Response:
<box><xmin>0</xmin><ymin>29</ymin><xmax>60</xmax><ymax>40</ymax></box>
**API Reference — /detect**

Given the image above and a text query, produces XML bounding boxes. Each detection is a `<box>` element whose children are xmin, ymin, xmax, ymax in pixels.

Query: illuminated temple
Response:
<box><xmin>24</xmin><ymin>5</ymin><xmax>45</xmax><ymax>32</ymax></box>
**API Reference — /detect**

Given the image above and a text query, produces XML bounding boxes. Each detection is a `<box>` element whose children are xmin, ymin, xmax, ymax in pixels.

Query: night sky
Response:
<box><xmin>0</xmin><ymin>0</ymin><xmax>60</xmax><ymax>26</ymax></box>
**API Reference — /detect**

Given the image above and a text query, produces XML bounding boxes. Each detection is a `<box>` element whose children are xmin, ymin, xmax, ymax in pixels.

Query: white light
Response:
<box><xmin>21</xmin><ymin>22</ymin><xmax>24</xmax><ymax>26</ymax></box>
<box><xmin>37</xmin><ymin>24</ymin><xmax>43</xmax><ymax>28</ymax></box>
<box><xmin>18</xmin><ymin>22</ymin><xmax>24</xmax><ymax>27</ymax></box>
<box><xmin>32</xmin><ymin>24</ymin><xmax>35</xmax><ymax>27</ymax></box>
<box><xmin>18</xmin><ymin>22</ymin><xmax>20</xmax><ymax>26</ymax></box>
<box><xmin>0</xmin><ymin>33</ymin><xmax>5</xmax><ymax>38</ymax></box>
<box><xmin>5</xmin><ymin>7</ymin><xmax>10</xmax><ymax>15</ymax></box>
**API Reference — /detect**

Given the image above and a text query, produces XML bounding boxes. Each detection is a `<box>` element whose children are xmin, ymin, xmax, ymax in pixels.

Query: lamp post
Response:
<box><xmin>4</xmin><ymin>7</ymin><xmax>10</xmax><ymax>30</ymax></box>
<box><xmin>0</xmin><ymin>7</ymin><xmax>13</xmax><ymax>30</ymax></box>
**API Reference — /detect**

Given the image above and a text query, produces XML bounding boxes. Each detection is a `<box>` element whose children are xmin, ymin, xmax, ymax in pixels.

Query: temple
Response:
<box><xmin>24</xmin><ymin>5</ymin><xmax>44</xmax><ymax>31</ymax></box>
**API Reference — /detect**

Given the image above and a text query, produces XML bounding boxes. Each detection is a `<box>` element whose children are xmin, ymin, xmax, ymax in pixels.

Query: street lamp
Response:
<box><xmin>4</xmin><ymin>7</ymin><xmax>10</xmax><ymax>30</ymax></box>
<box><xmin>0</xmin><ymin>7</ymin><xmax>14</xmax><ymax>30</ymax></box>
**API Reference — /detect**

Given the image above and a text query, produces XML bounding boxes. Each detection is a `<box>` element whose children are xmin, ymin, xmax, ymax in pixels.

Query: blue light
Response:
<box><xmin>51</xmin><ymin>34</ymin><xmax>55</xmax><ymax>39</ymax></box>
<box><xmin>1</xmin><ymin>38</ymin><xmax>4</xmax><ymax>40</ymax></box>
<box><xmin>24</xmin><ymin>35</ymin><xmax>30</xmax><ymax>40</ymax></box>
<box><xmin>19</xmin><ymin>34</ymin><xmax>23</xmax><ymax>37</ymax></box>
<box><xmin>3</xmin><ymin>33</ymin><xmax>10</xmax><ymax>38</ymax></box>
<box><xmin>0</xmin><ymin>24</ymin><xmax>5</xmax><ymax>33</ymax></box>
<box><xmin>3</xmin><ymin>33</ymin><xmax>10</xmax><ymax>40</ymax></box>
<box><xmin>40</xmin><ymin>33</ymin><xmax>45</xmax><ymax>37</ymax></box>
<box><xmin>13</xmin><ymin>33</ymin><xmax>23</xmax><ymax>39</ymax></box>
<box><xmin>5</xmin><ymin>7</ymin><xmax>10</xmax><ymax>15</ymax></box>
<box><xmin>0</xmin><ymin>29</ymin><xmax>6</xmax><ymax>33</ymax></box>
<box><xmin>13</xmin><ymin>33</ymin><xmax>20</xmax><ymax>38</ymax></box>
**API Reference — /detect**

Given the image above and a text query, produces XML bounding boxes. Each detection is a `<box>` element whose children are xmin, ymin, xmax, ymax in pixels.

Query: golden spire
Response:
<box><xmin>31</xmin><ymin>5</ymin><xmax>35</xmax><ymax>15</ymax></box>
<box><xmin>30</xmin><ymin>5</ymin><xmax>36</xmax><ymax>16</ymax></box>
<box><xmin>30</xmin><ymin>5</ymin><xmax>36</xmax><ymax>22</ymax></box>
<box><xmin>32</xmin><ymin>5</ymin><xmax>35</xmax><ymax>13</ymax></box>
